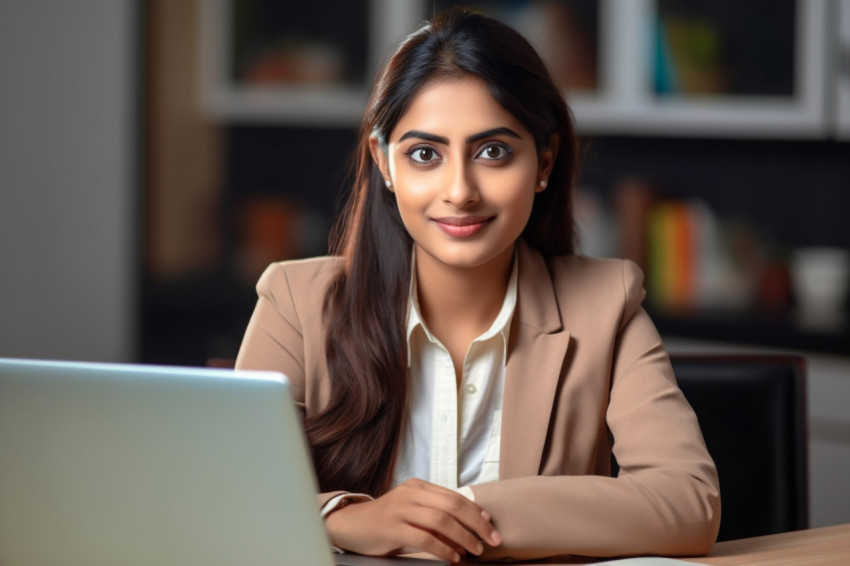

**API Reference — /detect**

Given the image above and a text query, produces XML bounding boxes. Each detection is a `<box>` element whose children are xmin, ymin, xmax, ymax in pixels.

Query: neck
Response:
<box><xmin>414</xmin><ymin>245</ymin><xmax>514</xmax><ymax>337</ymax></box>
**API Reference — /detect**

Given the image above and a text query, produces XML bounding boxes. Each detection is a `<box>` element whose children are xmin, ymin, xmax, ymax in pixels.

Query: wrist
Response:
<box><xmin>321</xmin><ymin>493</ymin><xmax>373</xmax><ymax>551</ymax></box>
<box><xmin>323</xmin><ymin>498</ymin><xmax>361</xmax><ymax>550</ymax></box>
<box><xmin>321</xmin><ymin>492</ymin><xmax>373</xmax><ymax>519</ymax></box>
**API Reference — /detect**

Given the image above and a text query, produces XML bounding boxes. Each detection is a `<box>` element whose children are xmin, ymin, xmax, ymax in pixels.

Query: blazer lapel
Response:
<box><xmin>500</xmin><ymin>241</ymin><xmax>572</xmax><ymax>479</ymax></box>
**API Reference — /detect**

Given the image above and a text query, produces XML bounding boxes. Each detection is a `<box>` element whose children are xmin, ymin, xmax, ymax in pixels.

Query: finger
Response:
<box><xmin>431</xmin><ymin>531</ymin><xmax>475</xmax><ymax>561</ymax></box>
<box><xmin>399</xmin><ymin>524</ymin><xmax>462</xmax><ymax>564</ymax></box>
<box><xmin>406</xmin><ymin>486</ymin><xmax>501</xmax><ymax>547</ymax></box>
<box><xmin>405</xmin><ymin>481</ymin><xmax>484</xmax><ymax>518</ymax></box>
<box><xmin>404</xmin><ymin>506</ymin><xmax>485</xmax><ymax>557</ymax></box>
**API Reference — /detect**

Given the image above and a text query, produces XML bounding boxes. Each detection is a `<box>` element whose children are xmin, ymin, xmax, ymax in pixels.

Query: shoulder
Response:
<box><xmin>257</xmin><ymin>255</ymin><xmax>344</xmax><ymax>290</ymax></box>
<box><xmin>255</xmin><ymin>256</ymin><xmax>344</xmax><ymax>318</ymax></box>
<box><xmin>544</xmin><ymin>255</ymin><xmax>644</xmax><ymax>299</ymax></box>
<box><xmin>516</xmin><ymin>242</ymin><xmax>648</xmax><ymax>330</ymax></box>
<box><xmin>541</xmin><ymin>254</ymin><xmax>647</xmax><ymax>331</ymax></box>
<box><xmin>259</xmin><ymin>255</ymin><xmax>343</xmax><ymax>282</ymax></box>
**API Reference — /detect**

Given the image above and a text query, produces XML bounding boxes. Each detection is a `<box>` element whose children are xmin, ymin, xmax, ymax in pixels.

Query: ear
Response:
<box><xmin>536</xmin><ymin>133</ymin><xmax>560</xmax><ymax>192</ymax></box>
<box><xmin>369</xmin><ymin>135</ymin><xmax>393</xmax><ymax>191</ymax></box>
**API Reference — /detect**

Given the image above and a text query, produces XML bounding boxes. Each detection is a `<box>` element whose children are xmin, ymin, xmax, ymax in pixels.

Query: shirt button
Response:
<box><xmin>465</xmin><ymin>383</ymin><xmax>477</xmax><ymax>394</ymax></box>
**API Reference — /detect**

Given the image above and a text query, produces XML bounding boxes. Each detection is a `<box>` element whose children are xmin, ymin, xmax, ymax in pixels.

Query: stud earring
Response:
<box><xmin>539</xmin><ymin>179</ymin><xmax>547</xmax><ymax>189</ymax></box>
<box><xmin>385</xmin><ymin>180</ymin><xmax>392</xmax><ymax>189</ymax></box>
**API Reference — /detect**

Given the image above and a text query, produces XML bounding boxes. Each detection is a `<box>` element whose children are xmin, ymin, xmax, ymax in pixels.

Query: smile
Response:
<box><xmin>432</xmin><ymin>216</ymin><xmax>494</xmax><ymax>238</ymax></box>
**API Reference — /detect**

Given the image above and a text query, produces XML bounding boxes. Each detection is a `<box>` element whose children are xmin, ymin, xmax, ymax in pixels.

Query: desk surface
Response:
<box><xmin>685</xmin><ymin>523</ymin><xmax>850</xmax><ymax>566</ymax></box>
<box><xmin>512</xmin><ymin>523</ymin><xmax>850</xmax><ymax>565</ymax></box>
<box><xmin>409</xmin><ymin>524</ymin><xmax>850</xmax><ymax>565</ymax></box>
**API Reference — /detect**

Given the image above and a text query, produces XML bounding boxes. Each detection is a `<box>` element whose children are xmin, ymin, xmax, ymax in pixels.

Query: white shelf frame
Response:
<box><xmin>197</xmin><ymin>0</ymin><xmax>420</xmax><ymax>126</ymax></box>
<box><xmin>572</xmin><ymin>0</ymin><xmax>830</xmax><ymax>138</ymax></box>
<box><xmin>199</xmin><ymin>0</ymin><xmax>838</xmax><ymax>139</ymax></box>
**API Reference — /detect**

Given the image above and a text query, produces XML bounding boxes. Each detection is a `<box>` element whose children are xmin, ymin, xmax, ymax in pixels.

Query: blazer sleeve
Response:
<box><xmin>470</xmin><ymin>260</ymin><xmax>721</xmax><ymax>561</ymax></box>
<box><xmin>235</xmin><ymin>260</ymin><xmax>348</xmax><ymax>510</ymax></box>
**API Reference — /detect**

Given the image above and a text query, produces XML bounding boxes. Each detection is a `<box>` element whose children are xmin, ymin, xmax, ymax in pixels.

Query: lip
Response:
<box><xmin>432</xmin><ymin>216</ymin><xmax>494</xmax><ymax>237</ymax></box>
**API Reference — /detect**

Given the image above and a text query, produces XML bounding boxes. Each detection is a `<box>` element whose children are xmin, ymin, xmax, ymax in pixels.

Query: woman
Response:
<box><xmin>236</xmin><ymin>7</ymin><xmax>720</xmax><ymax>563</ymax></box>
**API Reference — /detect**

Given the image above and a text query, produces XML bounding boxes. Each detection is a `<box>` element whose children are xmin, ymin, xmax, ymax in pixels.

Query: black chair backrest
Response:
<box><xmin>670</xmin><ymin>353</ymin><xmax>809</xmax><ymax>542</ymax></box>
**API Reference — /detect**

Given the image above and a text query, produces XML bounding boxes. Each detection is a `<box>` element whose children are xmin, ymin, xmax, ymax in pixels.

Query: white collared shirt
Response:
<box><xmin>392</xmin><ymin>251</ymin><xmax>518</xmax><ymax>490</ymax></box>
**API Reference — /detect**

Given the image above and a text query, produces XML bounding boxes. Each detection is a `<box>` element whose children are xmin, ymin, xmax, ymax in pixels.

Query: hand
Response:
<box><xmin>324</xmin><ymin>478</ymin><xmax>501</xmax><ymax>563</ymax></box>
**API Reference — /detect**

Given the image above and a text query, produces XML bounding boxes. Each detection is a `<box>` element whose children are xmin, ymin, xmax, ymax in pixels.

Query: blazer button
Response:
<box><xmin>465</xmin><ymin>383</ymin><xmax>477</xmax><ymax>394</ymax></box>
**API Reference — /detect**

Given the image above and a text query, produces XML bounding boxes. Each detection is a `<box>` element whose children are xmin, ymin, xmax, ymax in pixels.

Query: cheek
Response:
<box><xmin>392</xmin><ymin>185</ymin><xmax>433</xmax><ymax>226</ymax></box>
<box><xmin>481</xmin><ymin>167</ymin><xmax>537</xmax><ymax>208</ymax></box>
<box><xmin>391</xmin><ymin>169</ymin><xmax>448</xmax><ymax>210</ymax></box>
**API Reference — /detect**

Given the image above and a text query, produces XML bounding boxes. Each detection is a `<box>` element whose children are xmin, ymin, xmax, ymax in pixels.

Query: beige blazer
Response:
<box><xmin>236</xmin><ymin>241</ymin><xmax>721</xmax><ymax>561</ymax></box>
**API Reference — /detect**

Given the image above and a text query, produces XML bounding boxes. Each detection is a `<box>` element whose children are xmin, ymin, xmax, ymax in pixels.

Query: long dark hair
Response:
<box><xmin>304</xmin><ymin>6</ymin><xmax>580</xmax><ymax>496</ymax></box>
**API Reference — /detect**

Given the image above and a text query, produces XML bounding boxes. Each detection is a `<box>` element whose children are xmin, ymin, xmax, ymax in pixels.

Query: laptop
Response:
<box><xmin>0</xmin><ymin>357</ymin><xmax>447</xmax><ymax>566</ymax></box>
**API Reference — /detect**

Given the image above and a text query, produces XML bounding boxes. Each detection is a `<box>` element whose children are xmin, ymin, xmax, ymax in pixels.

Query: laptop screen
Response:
<box><xmin>0</xmin><ymin>358</ymin><xmax>335</xmax><ymax>566</ymax></box>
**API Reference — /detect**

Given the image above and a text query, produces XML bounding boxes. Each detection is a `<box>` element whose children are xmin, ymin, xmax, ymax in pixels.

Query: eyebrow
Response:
<box><xmin>397</xmin><ymin>127</ymin><xmax>523</xmax><ymax>145</ymax></box>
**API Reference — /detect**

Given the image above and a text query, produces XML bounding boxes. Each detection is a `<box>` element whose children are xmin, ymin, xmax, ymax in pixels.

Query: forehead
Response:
<box><xmin>390</xmin><ymin>76</ymin><xmax>528</xmax><ymax>142</ymax></box>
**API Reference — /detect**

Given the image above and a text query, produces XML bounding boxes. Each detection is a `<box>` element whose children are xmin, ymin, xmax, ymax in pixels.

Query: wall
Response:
<box><xmin>0</xmin><ymin>1</ymin><xmax>137</xmax><ymax>362</ymax></box>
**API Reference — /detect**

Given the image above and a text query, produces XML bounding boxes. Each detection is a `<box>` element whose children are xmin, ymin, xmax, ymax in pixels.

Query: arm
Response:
<box><xmin>470</xmin><ymin>260</ymin><xmax>721</xmax><ymax>561</ymax></box>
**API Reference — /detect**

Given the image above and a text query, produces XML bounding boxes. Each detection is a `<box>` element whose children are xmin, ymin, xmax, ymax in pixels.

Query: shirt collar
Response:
<box><xmin>405</xmin><ymin>247</ymin><xmax>519</xmax><ymax>366</ymax></box>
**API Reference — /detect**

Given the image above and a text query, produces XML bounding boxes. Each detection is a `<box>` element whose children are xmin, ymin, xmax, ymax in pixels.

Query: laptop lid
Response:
<box><xmin>0</xmin><ymin>357</ymin><xmax>334</xmax><ymax>566</ymax></box>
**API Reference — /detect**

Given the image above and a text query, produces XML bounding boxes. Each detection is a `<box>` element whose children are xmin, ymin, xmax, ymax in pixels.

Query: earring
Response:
<box><xmin>385</xmin><ymin>180</ymin><xmax>392</xmax><ymax>189</ymax></box>
<box><xmin>539</xmin><ymin>179</ymin><xmax>547</xmax><ymax>189</ymax></box>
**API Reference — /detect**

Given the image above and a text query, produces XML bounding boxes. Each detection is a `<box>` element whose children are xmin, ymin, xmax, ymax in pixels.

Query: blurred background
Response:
<box><xmin>1</xmin><ymin>0</ymin><xmax>849</xmax><ymax>530</ymax></box>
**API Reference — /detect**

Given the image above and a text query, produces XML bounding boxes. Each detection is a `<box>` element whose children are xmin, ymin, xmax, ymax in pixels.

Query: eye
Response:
<box><xmin>476</xmin><ymin>142</ymin><xmax>512</xmax><ymax>161</ymax></box>
<box><xmin>407</xmin><ymin>145</ymin><xmax>440</xmax><ymax>164</ymax></box>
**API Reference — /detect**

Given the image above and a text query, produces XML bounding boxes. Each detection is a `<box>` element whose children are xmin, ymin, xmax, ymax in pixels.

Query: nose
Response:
<box><xmin>441</xmin><ymin>161</ymin><xmax>479</xmax><ymax>208</ymax></box>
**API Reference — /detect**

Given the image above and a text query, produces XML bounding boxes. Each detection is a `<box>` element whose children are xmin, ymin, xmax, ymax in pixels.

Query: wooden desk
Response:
<box><xmin>504</xmin><ymin>523</ymin><xmax>850</xmax><ymax>565</ymax></box>
<box><xmin>686</xmin><ymin>523</ymin><xmax>850</xmax><ymax>566</ymax></box>
<box><xmin>411</xmin><ymin>524</ymin><xmax>850</xmax><ymax>565</ymax></box>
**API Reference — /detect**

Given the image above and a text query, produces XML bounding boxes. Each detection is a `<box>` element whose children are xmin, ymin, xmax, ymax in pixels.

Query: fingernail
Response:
<box><xmin>452</xmin><ymin>552</ymin><xmax>461</xmax><ymax>563</ymax></box>
<box><xmin>490</xmin><ymin>530</ymin><xmax>502</xmax><ymax>546</ymax></box>
<box><xmin>481</xmin><ymin>510</ymin><xmax>491</xmax><ymax>521</ymax></box>
<box><xmin>475</xmin><ymin>541</ymin><xmax>484</xmax><ymax>555</ymax></box>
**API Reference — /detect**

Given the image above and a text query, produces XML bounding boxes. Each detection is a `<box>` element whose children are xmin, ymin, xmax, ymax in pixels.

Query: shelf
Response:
<box><xmin>201</xmin><ymin>86</ymin><xmax>369</xmax><ymax>126</ymax></box>
<box><xmin>578</xmin><ymin>0</ymin><xmax>830</xmax><ymax>138</ymax></box>
<box><xmin>198</xmin><ymin>0</ymin><xmax>422</xmax><ymax>126</ymax></box>
<box><xmin>198</xmin><ymin>0</ymin><xmax>840</xmax><ymax>139</ymax></box>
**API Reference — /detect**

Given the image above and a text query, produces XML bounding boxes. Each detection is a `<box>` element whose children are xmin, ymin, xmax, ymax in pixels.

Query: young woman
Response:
<box><xmin>236</xmin><ymin>7</ymin><xmax>720</xmax><ymax>563</ymax></box>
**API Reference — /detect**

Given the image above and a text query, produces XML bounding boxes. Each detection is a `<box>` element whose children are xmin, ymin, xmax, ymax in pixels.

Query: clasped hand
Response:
<box><xmin>324</xmin><ymin>478</ymin><xmax>501</xmax><ymax>563</ymax></box>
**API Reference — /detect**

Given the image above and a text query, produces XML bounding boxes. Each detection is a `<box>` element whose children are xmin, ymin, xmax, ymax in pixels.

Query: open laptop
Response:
<box><xmin>0</xmin><ymin>357</ymin><xmax>447</xmax><ymax>566</ymax></box>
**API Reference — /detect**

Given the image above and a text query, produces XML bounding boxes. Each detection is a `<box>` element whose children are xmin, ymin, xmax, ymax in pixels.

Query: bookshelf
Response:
<box><xmin>142</xmin><ymin>1</ymin><xmax>850</xmax><ymax>367</ymax></box>
<box><xmin>198</xmin><ymin>0</ymin><xmax>844</xmax><ymax>139</ymax></box>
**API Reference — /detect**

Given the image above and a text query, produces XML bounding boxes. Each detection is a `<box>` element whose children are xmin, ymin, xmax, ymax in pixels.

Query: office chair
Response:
<box><xmin>669</xmin><ymin>353</ymin><xmax>809</xmax><ymax>542</ymax></box>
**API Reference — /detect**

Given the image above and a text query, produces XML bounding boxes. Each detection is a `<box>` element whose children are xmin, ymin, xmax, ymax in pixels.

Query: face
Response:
<box><xmin>371</xmin><ymin>76</ymin><xmax>556</xmax><ymax>276</ymax></box>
